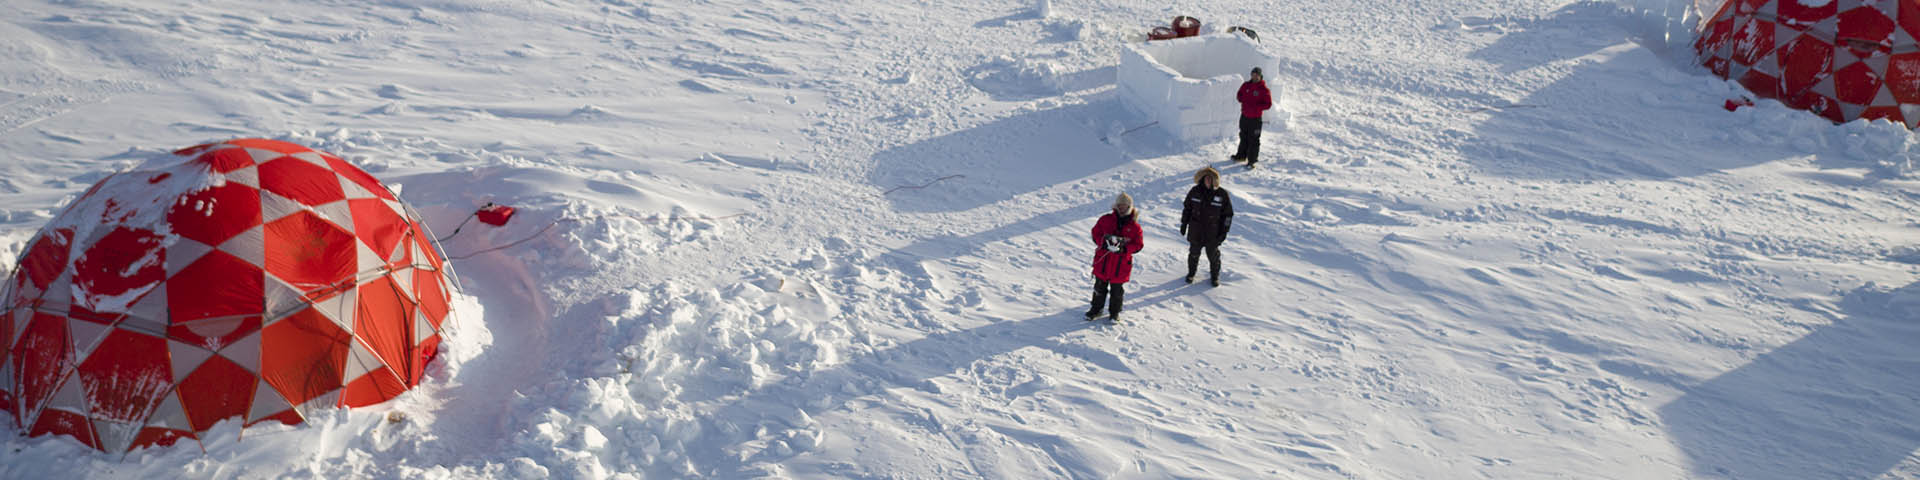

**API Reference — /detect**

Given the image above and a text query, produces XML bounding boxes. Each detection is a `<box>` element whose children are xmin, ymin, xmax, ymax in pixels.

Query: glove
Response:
<box><xmin>1179</xmin><ymin>223</ymin><xmax>1188</xmax><ymax>236</ymax></box>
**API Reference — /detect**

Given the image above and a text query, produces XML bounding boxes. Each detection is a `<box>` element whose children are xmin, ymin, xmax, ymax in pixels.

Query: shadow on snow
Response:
<box><xmin>1658</xmin><ymin>281</ymin><xmax>1920</xmax><ymax>479</ymax></box>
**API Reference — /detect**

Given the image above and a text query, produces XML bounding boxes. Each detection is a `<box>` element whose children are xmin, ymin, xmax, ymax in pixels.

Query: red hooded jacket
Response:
<box><xmin>1090</xmin><ymin>211</ymin><xmax>1144</xmax><ymax>283</ymax></box>
<box><xmin>1238</xmin><ymin>80</ymin><xmax>1272</xmax><ymax>119</ymax></box>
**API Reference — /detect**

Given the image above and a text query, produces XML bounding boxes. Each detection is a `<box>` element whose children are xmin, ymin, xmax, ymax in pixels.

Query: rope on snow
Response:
<box><xmin>436</xmin><ymin>211</ymin><xmax>481</xmax><ymax>243</ymax></box>
<box><xmin>1100</xmin><ymin>121</ymin><xmax>1161</xmax><ymax>143</ymax></box>
<box><xmin>882</xmin><ymin>174</ymin><xmax>967</xmax><ymax>195</ymax></box>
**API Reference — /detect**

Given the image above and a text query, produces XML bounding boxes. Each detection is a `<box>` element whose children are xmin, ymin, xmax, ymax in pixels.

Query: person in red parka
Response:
<box><xmin>1087</xmin><ymin>192</ymin><xmax>1143</xmax><ymax>321</ymax></box>
<box><xmin>1232</xmin><ymin>67</ymin><xmax>1272</xmax><ymax>169</ymax></box>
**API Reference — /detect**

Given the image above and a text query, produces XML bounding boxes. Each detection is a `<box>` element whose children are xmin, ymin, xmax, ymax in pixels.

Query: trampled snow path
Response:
<box><xmin>1</xmin><ymin>0</ymin><xmax>1918</xmax><ymax>479</ymax></box>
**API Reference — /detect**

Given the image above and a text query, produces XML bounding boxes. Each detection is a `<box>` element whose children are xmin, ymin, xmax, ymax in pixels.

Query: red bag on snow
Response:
<box><xmin>477</xmin><ymin>204</ymin><xmax>516</xmax><ymax>226</ymax></box>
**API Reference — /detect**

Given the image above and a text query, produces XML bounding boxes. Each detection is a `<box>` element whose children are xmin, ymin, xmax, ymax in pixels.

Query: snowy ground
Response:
<box><xmin>3</xmin><ymin>0</ymin><xmax>1919</xmax><ymax>478</ymax></box>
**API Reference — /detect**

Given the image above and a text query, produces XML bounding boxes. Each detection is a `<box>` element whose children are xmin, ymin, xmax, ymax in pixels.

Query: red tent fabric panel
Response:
<box><xmin>1731</xmin><ymin>18</ymin><xmax>1777</xmax><ymax>66</ymax></box>
<box><xmin>415</xmin><ymin>269</ymin><xmax>450</xmax><ymax>329</ymax></box>
<box><xmin>71</xmin><ymin>226</ymin><xmax>166</xmax><ymax>311</ymax></box>
<box><xmin>260</xmin><ymin>308</ymin><xmax>350</xmax><ymax>406</ymax></box>
<box><xmin>1778</xmin><ymin>35</ymin><xmax>1835</xmax><ymax>99</ymax></box>
<box><xmin>246</xmin><ymin>408</ymin><xmax>302</xmax><ymax>428</ymax></box>
<box><xmin>186</xmin><ymin>148</ymin><xmax>257</xmax><ymax>174</ymax></box>
<box><xmin>258</xmin><ymin>157</ymin><xmax>346</xmax><ymax>207</ymax></box>
<box><xmin>263</xmin><ymin>212</ymin><xmax>356</xmax><ymax>292</ymax></box>
<box><xmin>1886</xmin><ymin>52</ymin><xmax>1920</xmax><ymax>103</ymax></box>
<box><xmin>1903</xmin><ymin>1</ymin><xmax>1920</xmax><ymax>40</ymax></box>
<box><xmin>74</xmin><ymin>330</ymin><xmax>170</xmax><ymax>422</ymax></box>
<box><xmin>354</xmin><ymin>276</ymin><xmax>416</xmax><ymax>382</ymax></box>
<box><xmin>410</xmin><ymin>226</ymin><xmax>445</xmax><ymax>270</ymax></box>
<box><xmin>1838</xmin><ymin>5</ymin><xmax>1896</xmax><ymax>51</ymax></box>
<box><xmin>17</xmin><ymin>228</ymin><xmax>72</xmax><ymax>291</ymax></box>
<box><xmin>1834</xmin><ymin>60</ymin><xmax>1885</xmax><ymax>104</ymax></box>
<box><xmin>175</xmin><ymin>355</ymin><xmax>255</xmax><ymax>433</ymax></box>
<box><xmin>28</xmin><ymin>408</ymin><xmax>97</xmax><ymax>449</ymax></box>
<box><xmin>411</xmin><ymin>334</ymin><xmax>441</xmax><ymax>385</ymax></box>
<box><xmin>168</xmin><ymin>183</ymin><xmax>263</xmax><ymax>247</ymax></box>
<box><xmin>1739</xmin><ymin>69</ymin><xmax>1785</xmax><ymax>100</ymax></box>
<box><xmin>340</xmin><ymin>366</ymin><xmax>405</xmax><ymax>408</ymax></box>
<box><xmin>167</xmin><ymin>250</ymin><xmax>263</xmax><ymax>347</ymax></box>
<box><xmin>349</xmin><ymin>199</ymin><xmax>408</xmax><ymax>261</ymax></box>
<box><xmin>12</xmin><ymin>312</ymin><xmax>71</xmax><ymax>417</ymax></box>
<box><xmin>1861</xmin><ymin>105</ymin><xmax>1904</xmax><ymax>121</ymax></box>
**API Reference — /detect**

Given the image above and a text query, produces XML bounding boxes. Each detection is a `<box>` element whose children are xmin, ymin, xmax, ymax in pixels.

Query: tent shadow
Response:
<box><xmin>869</xmin><ymin>98</ymin><xmax>1185</xmax><ymax>214</ymax></box>
<box><xmin>1456</xmin><ymin>2</ymin><xmax>1799</xmax><ymax>181</ymax></box>
<box><xmin>1657</xmin><ymin>281</ymin><xmax>1920</xmax><ymax>479</ymax></box>
<box><xmin>1461</xmin><ymin>2</ymin><xmax>1628</xmax><ymax>75</ymax></box>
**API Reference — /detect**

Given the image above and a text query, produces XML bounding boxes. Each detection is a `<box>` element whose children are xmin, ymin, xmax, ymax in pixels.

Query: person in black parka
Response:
<box><xmin>1179</xmin><ymin>167</ymin><xmax>1233</xmax><ymax>286</ymax></box>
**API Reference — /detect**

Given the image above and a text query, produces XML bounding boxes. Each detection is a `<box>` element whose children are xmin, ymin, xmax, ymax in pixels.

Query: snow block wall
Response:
<box><xmin>1118</xmin><ymin>33</ymin><xmax>1281</xmax><ymax>146</ymax></box>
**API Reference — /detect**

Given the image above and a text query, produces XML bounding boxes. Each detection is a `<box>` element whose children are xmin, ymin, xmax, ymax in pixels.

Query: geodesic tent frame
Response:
<box><xmin>1695</xmin><ymin>0</ymin><xmax>1920</xmax><ymax>126</ymax></box>
<box><xmin>0</xmin><ymin>138</ymin><xmax>460</xmax><ymax>453</ymax></box>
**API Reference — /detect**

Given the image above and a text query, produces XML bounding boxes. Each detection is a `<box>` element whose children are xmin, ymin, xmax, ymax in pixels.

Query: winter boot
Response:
<box><xmin>1210</xmin><ymin>275</ymin><xmax>1221</xmax><ymax>287</ymax></box>
<box><xmin>1084</xmin><ymin>308</ymin><xmax>1102</xmax><ymax>320</ymax></box>
<box><xmin>1184</xmin><ymin>274</ymin><xmax>1194</xmax><ymax>284</ymax></box>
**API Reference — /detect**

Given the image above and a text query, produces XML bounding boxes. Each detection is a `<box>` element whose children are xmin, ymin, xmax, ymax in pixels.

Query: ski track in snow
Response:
<box><xmin>1</xmin><ymin>0</ymin><xmax>1919</xmax><ymax>479</ymax></box>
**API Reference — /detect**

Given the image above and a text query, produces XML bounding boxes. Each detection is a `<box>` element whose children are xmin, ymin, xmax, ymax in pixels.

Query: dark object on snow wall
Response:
<box><xmin>1228</xmin><ymin>26</ymin><xmax>1259</xmax><ymax>41</ymax></box>
<box><xmin>1148</xmin><ymin>15</ymin><xmax>1203</xmax><ymax>41</ymax></box>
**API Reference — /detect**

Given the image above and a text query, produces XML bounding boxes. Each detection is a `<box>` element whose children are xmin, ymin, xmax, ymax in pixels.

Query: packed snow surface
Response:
<box><xmin>2</xmin><ymin>0</ymin><xmax>1918</xmax><ymax>479</ymax></box>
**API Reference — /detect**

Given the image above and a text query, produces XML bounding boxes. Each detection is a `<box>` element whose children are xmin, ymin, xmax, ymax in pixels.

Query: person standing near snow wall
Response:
<box><xmin>1233</xmin><ymin>67</ymin><xmax>1272</xmax><ymax>168</ymax></box>
<box><xmin>1087</xmin><ymin>193</ymin><xmax>1144</xmax><ymax>321</ymax></box>
<box><xmin>1180</xmin><ymin>167</ymin><xmax>1233</xmax><ymax>286</ymax></box>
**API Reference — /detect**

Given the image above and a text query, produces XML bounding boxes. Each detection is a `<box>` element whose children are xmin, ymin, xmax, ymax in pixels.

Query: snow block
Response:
<box><xmin>1118</xmin><ymin>33</ymin><xmax>1281</xmax><ymax>146</ymax></box>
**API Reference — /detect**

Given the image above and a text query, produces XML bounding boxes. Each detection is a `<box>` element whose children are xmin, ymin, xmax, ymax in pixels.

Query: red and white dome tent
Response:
<box><xmin>0</xmin><ymin>138</ymin><xmax>458</xmax><ymax>453</ymax></box>
<box><xmin>1694</xmin><ymin>0</ymin><xmax>1920</xmax><ymax>126</ymax></box>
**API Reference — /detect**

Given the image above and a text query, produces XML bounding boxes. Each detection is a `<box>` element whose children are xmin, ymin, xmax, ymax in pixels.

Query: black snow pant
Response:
<box><xmin>1235</xmin><ymin>116</ymin><xmax>1262</xmax><ymax>164</ymax></box>
<box><xmin>1088</xmin><ymin>278</ymin><xmax>1124</xmax><ymax>316</ymax></box>
<box><xmin>1186</xmin><ymin>242</ymin><xmax>1221</xmax><ymax>281</ymax></box>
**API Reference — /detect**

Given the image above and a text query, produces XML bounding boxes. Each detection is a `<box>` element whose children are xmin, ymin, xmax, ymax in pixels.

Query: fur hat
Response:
<box><xmin>1194</xmin><ymin>166</ymin><xmax>1220</xmax><ymax>186</ymax></box>
<box><xmin>1112</xmin><ymin>192</ymin><xmax>1135</xmax><ymax>215</ymax></box>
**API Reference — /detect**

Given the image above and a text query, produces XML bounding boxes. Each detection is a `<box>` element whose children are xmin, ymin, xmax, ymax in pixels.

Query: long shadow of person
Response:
<box><xmin>1658</xmin><ymin>281</ymin><xmax>1920</xmax><ymax>479</ymax></box>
